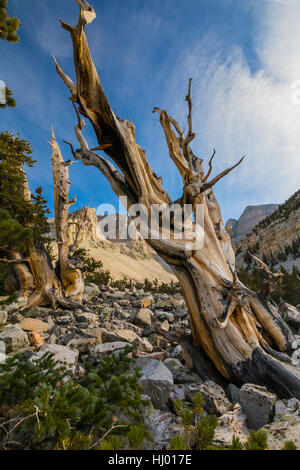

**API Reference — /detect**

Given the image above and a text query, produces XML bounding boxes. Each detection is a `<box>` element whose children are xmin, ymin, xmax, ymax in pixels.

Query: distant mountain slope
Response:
<box><xmin>226</xmin><ymin>204</ymin><xmax>279</xmax><ymax>245</ymax></box>
<box><xmin>234</xmin><ymin>190</ymin><xmax>300</xmax><ymax>273</ymax></box>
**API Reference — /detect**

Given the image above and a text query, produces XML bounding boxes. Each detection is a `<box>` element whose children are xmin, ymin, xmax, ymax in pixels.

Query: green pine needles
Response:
<box><xmin>170</xmin><ymin>392</ymin><xmax>218</xmax><ymax>450</ymax></box>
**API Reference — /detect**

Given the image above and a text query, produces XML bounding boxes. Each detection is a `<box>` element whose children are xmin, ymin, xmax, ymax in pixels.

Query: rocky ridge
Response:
<box><xmin>226</xmin><ymin>204</ymin><xmax>278</xmax><ymax>246</ymax></box>
<box><xmin>232</xmin><ymin>190</ymin><xmax>300</xmax><ymax>273</ymax></box>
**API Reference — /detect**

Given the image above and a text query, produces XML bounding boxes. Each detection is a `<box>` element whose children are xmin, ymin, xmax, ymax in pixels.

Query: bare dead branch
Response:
<box><xmin>63</xmin><ymin>140</ymin><xmax>77</xmax><ymax>159</ymax></box>
<box><xmin>200</xmin><ymin>155</ymin><xmax>245</xmax><ymax>193</ymax></box>
<box><xmin>185</xmin><ymin>78</ymin><xmax>194</xmax><ymax>139</ymax></box>
<box><xmin>153</xmin><ymin>107</ymin><xmax>189</xmax><ymax>180</ymax></box>
<box><xmin>52</xmin><ymin>55</ymin><xmax>77</xmax><ymax>101</ymax></box>
<box><xmin>202</xmin><ymin>148</ymin><xmax>216</xmax><ymax>182</ymax></box>
<box><xmin>250</xmin><ymin>253</ymin><xmax>284</xmax><ymax>280</ymax></box>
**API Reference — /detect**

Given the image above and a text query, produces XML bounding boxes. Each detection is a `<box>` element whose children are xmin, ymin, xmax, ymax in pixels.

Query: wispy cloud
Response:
<box><xmin>257</xmin><ymin>0</ymin><xmax>300</xmax><ymax>82</ymax></box>
<box><xmin>160</xmin><ymin>7</ymin><xmax>300</xmax><ymax>220</ymax></box>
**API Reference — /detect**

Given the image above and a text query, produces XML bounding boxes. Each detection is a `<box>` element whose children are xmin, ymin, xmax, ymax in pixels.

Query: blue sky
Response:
<box><xmin>1</xmin><ymin>0</ymin><xmax>300</xmax><ymax>222</ymax></box>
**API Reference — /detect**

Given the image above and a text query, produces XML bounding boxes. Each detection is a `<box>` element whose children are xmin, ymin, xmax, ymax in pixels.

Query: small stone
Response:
<box><xmin>134</xmin><ymin>336</ymin><xmax>153</xmax><ymax>353</ymax></box>
<box><xmin>20</xmin><ymin>318</ymin><xmax>50</xmax><ymax>332</ymax></box>
<box><xmin>81</xmin><ymin>327</ymin><xmax>105</xmax><ymax>341</ymax></box>
<box><xmin>0</xmin><ymin>325</ymin><xmax>30</xmax><ymax>353</ymax></box>
<box><xmin>164</xmin><ymin>358</ymin><xmax>184</xmax><ymax>369</ymax></box>
<box><xmin>102</xmin><ymin>329</ymin><xmax>138</xmax><ymax>343</ymax></box>
<box><xmin>90</xmin><ymin>341</ymin><xmax>130</xmax><ymax>361</ymax></box>
<box><xmin>28</xmin><ymin>331</ymin><xmax>45</xmax><ymax>349</ymax></box>
<box><xmin>75</xmin><ymin>312</ymin><xmax>98</xmax><ymax>326</ymax></box>
<box><xmin>160</xmin><ymin>320</ymin><xmax>169</xmax><ymax>331</ymax></box>
<box><xmin>187</xmin><ymin>381</ymin><xmax>232</xmax><ymax>416</ymax></box>
<box><xmin>134</xmin><ymin>308</ymin><xmax>152</xmax><ymax>327</ymax></box>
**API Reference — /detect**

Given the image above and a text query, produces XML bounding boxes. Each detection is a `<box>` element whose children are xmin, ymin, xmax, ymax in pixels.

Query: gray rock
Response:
<box><xmin>22</xmin><ymin>306</ymin><xmax>53</xmax><ymax>318</ymax></box>
<box><xmin>280</xmin><ymin>303</ymin><xmax>300</xmax><ymax>329</ymax></box>
<box><xmin>164</xmin><ymin>358</ymin><xmax>184</xmax><ymax>369</ymax></box>
<box><xmin>67</xmin><ymin>337</ymin><xmax>101</xmax><ymax>353</ymax></box>
<box><xmin>143</xmin><ymin>409</ymin><xmax>183</xmax><ymax>450</ymax></box>
<box><xmin>56</xmin><ymin>315</ymin><xmax>74</xmax><ymax>325</ymax></box>
<box><xmin>239</xmin><ymin>383</ymin><xmax>277</xmax><ymax>430</ymax></box>
<box><xmin>154</xmin><ymin>311</ymin><xmax>174</xmax><ymax>322</ymax></box>
<box><xmin>164</xmin><ymin>358</ymin><xmax>202</xmax><ymax>384</ymax></box>
<box><xmin>31</xmin><ymin>343</ymin><xmax>79</xmax><ymax>375</ymax></box>
<box><xmin>226</xmin><ymin>383</ymin><xmax>240</xmax><ymax>404</ymax></box>
<box><xmin>84</xmin><ymin>283</ymin><xmax>100</xmax><ymax>295</ymax></box>
<box><xmin>262</xmin><ymin>415</ymin><xmax>300</xmax><ymax>449</ymax></box>
<box><xmin>189</xmin><ymin>381</ymin><xmax>232</xmax><ymax>416</ymax></box>
<box><xmin>136</xmin><ymin>357</ymin><xmax>173</xmax><ymax>408</ymax></box>
<box><xmin>0</xmin><ymin>325</ymin><xmax>29</xmax><ymax>353</ymax></box>
<box><xmin>90</xmin><ymin>341</ymin><xmax>130</xmax><ymax>361</ymax></box>
<box><xmin>170</xmin><ymin>384</ymin><xmax>187</xmax><ymax>405</ymax></box>
<box><xmin>274</xmin><ymin>398</ymin><xmax>300</xmax><ymax>421</ymax></box>
<box><xmin>213</xmin><ymin>404</ymin><xmax>249</xmax><ymax>448</ymax></box>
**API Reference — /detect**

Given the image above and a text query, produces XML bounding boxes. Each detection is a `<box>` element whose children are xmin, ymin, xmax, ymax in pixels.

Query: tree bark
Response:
<box><xmin>49</xmin><ymin>130</ymin><xmax>84</xmax><ymax>302</ymax></box>
<box><xmin>54</xmin><ymin>0</ymin><xmax>300</xmax><ymax>398</ymax></box>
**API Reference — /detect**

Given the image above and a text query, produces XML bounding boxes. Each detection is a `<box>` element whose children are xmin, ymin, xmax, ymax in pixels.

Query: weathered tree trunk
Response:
<box><xmin>49</xmin><ymin>130</ymin><xmax>84</xmax><ymax>302</ymax></box>
<box><xmin>54</xmin><ymin>0</ymin><xmax>300</xmax><ymax>398</ymax></box>
<box><xmin>3</xmin><ymin>166</ymin><xmax>63</xmax><ymax>307</ymax></box>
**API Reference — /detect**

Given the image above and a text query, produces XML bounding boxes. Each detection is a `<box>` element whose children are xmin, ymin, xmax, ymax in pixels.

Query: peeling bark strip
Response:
<box><xmin>54</xmin><ymin>0</ymin><xmax>300</xmax><ymax>397</ymax></box>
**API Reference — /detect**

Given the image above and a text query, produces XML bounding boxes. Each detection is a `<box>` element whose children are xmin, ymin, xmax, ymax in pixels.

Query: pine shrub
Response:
<box><xmin>0</xmin><ymin>347</ymin><xmax>150</xmax><ymax>450</ymax></box>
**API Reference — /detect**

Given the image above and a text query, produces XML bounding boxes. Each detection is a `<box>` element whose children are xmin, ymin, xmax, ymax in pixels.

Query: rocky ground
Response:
<box><xmin>1</xmin><ymin>287</ymin><xmax>300</xmax><ymax>450</ymax></box>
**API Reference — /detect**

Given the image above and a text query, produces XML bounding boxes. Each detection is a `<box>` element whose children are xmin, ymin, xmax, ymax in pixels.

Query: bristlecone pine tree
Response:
<box><xmin>53</xmin><ymin>0</ymin><xmax>300</xmax><ymax>397</ymax></box>
<box><xmin>0</xmin><ymin>131</ymin><xmax>85</xmax><ymax>308</ymax></box>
